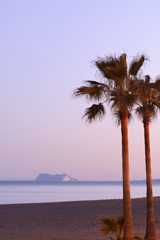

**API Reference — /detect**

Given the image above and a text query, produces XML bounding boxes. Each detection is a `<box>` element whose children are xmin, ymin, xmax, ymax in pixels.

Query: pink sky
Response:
<box><xmin>0</xmin><ymin>0</ymin><xmax>160</xmax><ymax>180</ymax></box>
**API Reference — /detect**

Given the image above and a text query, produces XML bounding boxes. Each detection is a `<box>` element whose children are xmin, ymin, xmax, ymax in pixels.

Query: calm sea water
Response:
<box><xmin>0</xmin><ymin>181</ymin><xmax>160</xmax><ymax>204</ymax></box>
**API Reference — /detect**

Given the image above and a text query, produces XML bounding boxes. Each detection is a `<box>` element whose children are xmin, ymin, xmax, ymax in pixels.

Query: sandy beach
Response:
<box><xmin>0</xmin><ymin>197</ymin><xmax>160</xmax><ymax>240</ymax></box>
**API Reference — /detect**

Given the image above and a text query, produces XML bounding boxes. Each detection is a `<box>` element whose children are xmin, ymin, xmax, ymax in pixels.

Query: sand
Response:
<box><xmin>0</xmin><ymin>198</ymin><xmax>160</xmax><ymax>240</ymax></box>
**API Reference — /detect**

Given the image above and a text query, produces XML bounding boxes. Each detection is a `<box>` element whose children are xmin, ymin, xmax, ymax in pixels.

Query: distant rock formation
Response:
<box><xmin>35</xmin><ymin>173</ymin><xmax>77</xmax><ymax>182</ymax></box>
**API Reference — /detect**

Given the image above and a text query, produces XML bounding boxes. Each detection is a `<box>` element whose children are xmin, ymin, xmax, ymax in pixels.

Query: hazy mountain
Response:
<box><xmin>35</xmin><ymin>173</ymin><xmax>77</xmax><ymax>182</ymax></box>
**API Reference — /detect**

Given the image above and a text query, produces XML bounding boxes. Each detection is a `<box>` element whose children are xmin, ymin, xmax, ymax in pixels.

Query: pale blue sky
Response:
<box><xmin>0</xmin><ymin>0</ymin><xmax>160</xmax><ymax>180</ymax></box>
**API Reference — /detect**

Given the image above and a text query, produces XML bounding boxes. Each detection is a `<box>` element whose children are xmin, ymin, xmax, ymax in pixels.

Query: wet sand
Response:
<box><xmin>0</xmin><ymin>197</ymin><xmax>160</xmax><ymax>240</ymax></box>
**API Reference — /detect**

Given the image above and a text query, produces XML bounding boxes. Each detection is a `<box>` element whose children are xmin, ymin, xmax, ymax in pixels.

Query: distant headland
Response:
<box><xmin>35</xmin><ymin>173</ymin><xmax>77</xmax><ymax>182</ymax></box>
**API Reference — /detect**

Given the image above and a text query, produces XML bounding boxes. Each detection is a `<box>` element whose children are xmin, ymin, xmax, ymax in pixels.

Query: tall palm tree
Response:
<box><xmin>135</xmin><ymin>76</ymin><xmax>160</xmax><ymax>240</ymax></box>
<box><xmin>74</xmin><ymin>53</ymin><xmax>147</xmax><ymax>240</ymax></box>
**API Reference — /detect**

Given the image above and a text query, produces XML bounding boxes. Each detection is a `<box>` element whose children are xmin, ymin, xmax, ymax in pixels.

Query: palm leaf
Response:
<box><xmin>152</xmin><ymin>97</ymin><xmax>160</xmax><ymax>108</ymax></box>
<box><xmin>73</xmin><ymin>85</ymin><xmax>106</xmax><ymax>100</ymax></box>
<box><xmin>83</xmin><ymin>103</ymin><xmax>105</xmax><ymax>122</ymax></box>
<box><xmin>145</xmin><ymin>104</ymin><xmax>157</xmax><ymax>119</ymax></box>
<box><xmin>129</xmin><ymin>78</ymin><xmax>144</xmax><ymax>95</ymax></box>
<box><xmin>95</xmin><ymin>53</ymin><xmax>127</xmax><ymax>81</ymax></box>
<box><xmin>136</xmin><ymin>104</ymin><xmax>157</xmax><ymax>121</ymax></box>
<box><xmin>85</xmin><ymin>80</ymin><xmax>106</xmax><ymax>86</ymax></box>
<box><xmin>99</xmin><ymin>215</ymin><xmax>142</xmax><ymax>240</ymax></box>
<box><xmin>135</xmin><ymin>106</ymin><xmax>145</xmax><ymax>119</ymax></box>
<box><xmin>119</xmin><ymin>53</ymin><xmax>127</xmax><ymax>77</ymax></box>
<box><xmin>99</xmin><ymin>215</ymin><xmax>124</xmax><ymax>239</ymax></box>
<box><xmin>129</xmin><ymin>55</ymin><xmax>147</xmax><ymax>76</ymax></box>
<box><xmin>152</xmin><ymin>77</ymin><xmax>160</xmax><ymax>91</ymax></box>
<box><xmin>132</xmin><ymin>77</ymin><xmax>159</xmax><ymax>102</ymax></box>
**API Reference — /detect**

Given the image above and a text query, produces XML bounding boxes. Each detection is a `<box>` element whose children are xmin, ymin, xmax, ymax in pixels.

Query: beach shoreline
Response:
<box><xmin>0</xmin><ymin>197</ymin><xmax>160</xmax><ymax>240</ymax></box>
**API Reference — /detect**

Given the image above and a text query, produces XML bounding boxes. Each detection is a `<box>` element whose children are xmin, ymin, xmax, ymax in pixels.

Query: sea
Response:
<box><xmin>0</xmin><ymin>180</ymin><xmax>160</xmax><ymax>205</ymax></box>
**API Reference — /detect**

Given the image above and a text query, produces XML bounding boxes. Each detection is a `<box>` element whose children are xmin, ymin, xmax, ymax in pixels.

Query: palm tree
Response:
<box><xmin>135</xmin><ymin>76</ymin><xmax>160</xmax><ymax>240</ymax></box>
<box><xmin>74</xmin><ymin>53</ymin><xmax>147</xmax><ymax>240</ymax></box>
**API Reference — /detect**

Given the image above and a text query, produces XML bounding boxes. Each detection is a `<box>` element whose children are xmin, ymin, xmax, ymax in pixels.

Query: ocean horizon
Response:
<box><xmin>0</xmin><ymin>180</ymin><xmax>160</xmax><ymax>205</ymax></box>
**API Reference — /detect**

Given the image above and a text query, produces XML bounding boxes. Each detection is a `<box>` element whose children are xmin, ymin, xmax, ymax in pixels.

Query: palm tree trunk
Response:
<box><xmin>143</xmin><ymin>120</ymin><xmax>156</xmax><ymax>240</ymax></box>
<box><xmin>121</xmin><ymin>114</ymin><xmax>134</xmax><ymax>240</ymax></box>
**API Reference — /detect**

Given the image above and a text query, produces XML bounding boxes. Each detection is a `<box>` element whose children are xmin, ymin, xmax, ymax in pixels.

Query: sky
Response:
<box><xmin>1</xmin><ymin>0</ymin><xmax>160</xmax><ymax>180</ymax></box>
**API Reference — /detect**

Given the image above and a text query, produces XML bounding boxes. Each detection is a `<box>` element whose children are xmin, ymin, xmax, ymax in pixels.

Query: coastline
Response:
<box><xmin>0</xmin><ymin>197</ymin><xmax>160</xmax><ymax>240</ymax></box>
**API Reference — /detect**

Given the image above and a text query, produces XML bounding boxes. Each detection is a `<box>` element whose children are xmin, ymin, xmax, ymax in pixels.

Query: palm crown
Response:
<box><xmin>134</xmin><ymin>76</ymin><xmax>160</xmax><ymax>122</ymax></box>
<box><xmin>74</xmin><ymin>53</ymin><xmax>147</xmax><ymax>123</ymax></box>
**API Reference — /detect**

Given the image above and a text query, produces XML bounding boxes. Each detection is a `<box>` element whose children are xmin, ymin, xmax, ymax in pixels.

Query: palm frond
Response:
<box><xmin>135</xmin><ymin>106</ymin><xmax>144</xmax><ymax>120</ymax></box>
<box><xmin>152</xmin><ymin>97</ymin><xmax>160</xmax><ymax>108</ymax></box>
<box><xmin>95</xmin><ymin>53</ymin><xmax>127</xmax><ymax>81</ymax></box>
<box><xmin>83</xmin><ymin>103</ymin><xmax>105</xmax><ymax>122</ymax></box>
<box><xmin>146</xmin><ymin>104</ymin><xmax>157</xmax><ymax>119</ymax></box>
<box><xmin>85</xmin><ymin>80</ymin><xmax>106</xmax><ymax>86</ymax></box>
<box><xmin>136</xmin><ymin>104</ymin><xmax>157</xmax><ymax>121</ymax></box>
<box><xmin>129</xmin><ymin>55</ymin><xmax>147</xmax><ymax>76</ymax></box>
<box><xmin>119</xmin><ymin>53</ymin><xmax>127</xmax><ymax>76</ymax></box>
<box><xmin>132</xmin><ymin>77</ymin><xmax>159</xmax><ymax>102</ymax></box>
<box><xmin>99</xmin><ymin>215</ymin><xmax>141</xmax><ymax>240</ymax></box>
<box><xmin>152</xmin><ymin>77</ymin><xmax>160</xmax><ymax>91</ymax></box>
<box><xmin>99</xmin><ymin>215</ymin><xmax>124</xmax><ymax>238</ymax></box>
<box><xmin>100</xmin><ymin>218</ymin><xmax>116</xmax><ymax>234</ymax></box>
<box><xmin>129</xmin><ymin>78</ymin><xmax>144</xmax><ymax>95</ymax></box>
<box><xmin>73</xmin><ymin>85</ymin><xmax>106</xmax><ymax>100</ymax></box>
